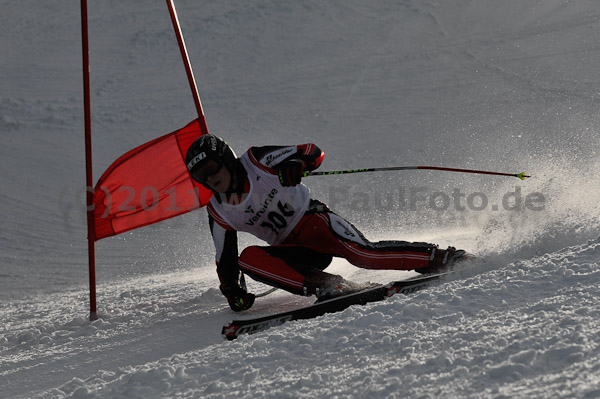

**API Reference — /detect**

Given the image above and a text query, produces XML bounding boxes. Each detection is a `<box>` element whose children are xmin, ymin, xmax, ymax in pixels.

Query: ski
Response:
<box><xmin>222</xmin><ymin>272</ymin><xmax>449</xmax><ymax>340</ymax></box>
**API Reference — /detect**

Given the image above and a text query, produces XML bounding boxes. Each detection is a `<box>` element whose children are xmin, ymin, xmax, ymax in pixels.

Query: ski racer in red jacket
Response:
<box><xmin>186</xmin><ymin>134</ymin><xmax>468</xmax><ymax>312</ymax></box>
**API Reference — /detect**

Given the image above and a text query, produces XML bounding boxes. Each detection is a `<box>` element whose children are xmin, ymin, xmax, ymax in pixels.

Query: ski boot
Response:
<box><xmin>304</xmin><ymin>271</ymin><xmax>373</xmax><ymax>303</ymax></box>
<box><xmin>415</xmin><ymin>246</ymin><xmax>475</xmax><ymax>275</ymax></box>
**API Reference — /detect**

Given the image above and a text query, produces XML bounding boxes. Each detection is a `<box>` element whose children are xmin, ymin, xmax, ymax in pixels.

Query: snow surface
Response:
<box><xmin>2</xmin><ymin>0</ymin><xmax>600</xmax><ymax>398</ymax></box>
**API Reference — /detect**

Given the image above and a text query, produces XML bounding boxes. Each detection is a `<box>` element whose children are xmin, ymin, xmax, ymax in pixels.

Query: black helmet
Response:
<box><xmin>185</xmin><ymin>134</ymin><xmax>237</xmax><ymax>185</ymax></box>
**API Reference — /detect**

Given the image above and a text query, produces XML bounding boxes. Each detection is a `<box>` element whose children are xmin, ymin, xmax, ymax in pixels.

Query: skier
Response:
<box><xmin>186</xmin><ymin>134</ymin><xmax>470</xmax><ymax>312</ymax></box>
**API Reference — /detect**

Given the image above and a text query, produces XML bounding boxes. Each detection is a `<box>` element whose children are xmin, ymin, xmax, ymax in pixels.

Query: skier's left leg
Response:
<box><xmin>238</xmin><ymin>245</ymin><xmax>368</xmax><ymax>299</ymax></box>
<box><xmin>238</xmin><ymin>245</ymin><xmax>337</xmax><ymax>295</ymax></box>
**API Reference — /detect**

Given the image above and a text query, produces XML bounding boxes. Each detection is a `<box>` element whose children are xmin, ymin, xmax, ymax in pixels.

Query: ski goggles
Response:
<box><xmin>190</xmin><ymin>159</ymin><xmax>223</xmax><ymax>184</ymax></box>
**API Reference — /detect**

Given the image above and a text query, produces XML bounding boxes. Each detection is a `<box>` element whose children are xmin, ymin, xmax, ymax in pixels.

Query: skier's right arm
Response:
<box><xmin>208</xmin><ymin>208</ymin><xmax>255</xmax><ymax>312</ymax></box>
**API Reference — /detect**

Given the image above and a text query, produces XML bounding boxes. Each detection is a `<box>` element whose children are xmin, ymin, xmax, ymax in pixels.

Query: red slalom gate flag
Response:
<box><xmin>92</xmin><ymin>119</ymin><xmax>211</xmax><ymax>241</ymax></box>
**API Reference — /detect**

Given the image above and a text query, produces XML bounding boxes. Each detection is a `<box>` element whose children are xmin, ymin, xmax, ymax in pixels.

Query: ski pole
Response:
<box><xmin>304</xmin><ymin>166</ymin><xmax>530</xmax><ymax>180</ymax></box>
<box><xmin>256</xmin><ymin>287</ymin><xmax>278</xmax><ymax>298</ymax></box>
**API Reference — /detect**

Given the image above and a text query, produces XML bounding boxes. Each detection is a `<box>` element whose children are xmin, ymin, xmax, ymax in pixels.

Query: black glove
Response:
<box><xmin>220</xmin><ymin>285</ymin><xmax>255</xmax><ymax>312</ymax></box>
<box><xmin>278</xmin><ymin>159</ymin><xmax>305</xmax><ymax>187</ymax></box>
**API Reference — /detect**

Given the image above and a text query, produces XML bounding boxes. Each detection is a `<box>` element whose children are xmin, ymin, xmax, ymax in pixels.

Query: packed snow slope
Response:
<box><xmin>2</xmin><ymin>0</ymin><xmax>600</xmax><ymax>398</ymax></box>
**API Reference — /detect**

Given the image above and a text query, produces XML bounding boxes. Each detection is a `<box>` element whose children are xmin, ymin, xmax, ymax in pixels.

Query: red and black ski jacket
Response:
<box><xmin>207</xmin><ymin>143</ymin><xmax>324</xmax><ymax>292</ymax></box>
